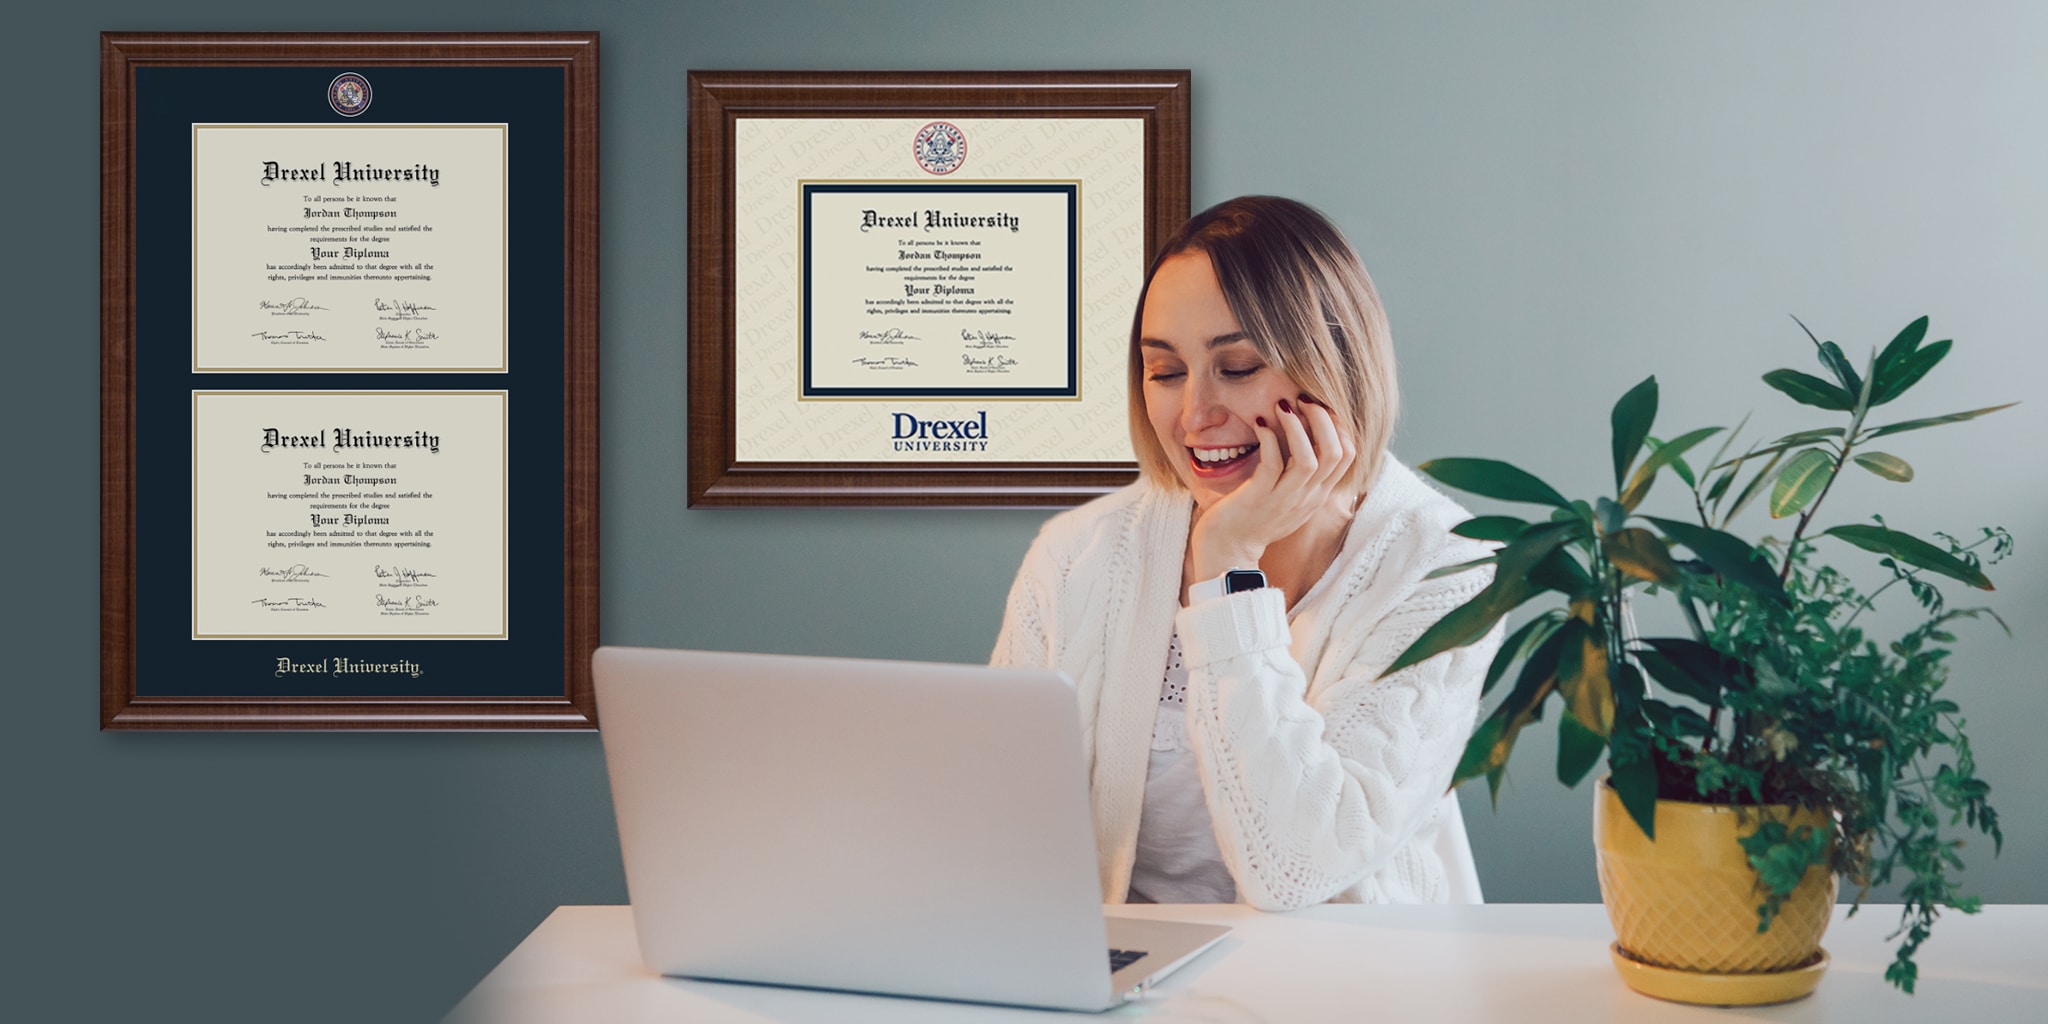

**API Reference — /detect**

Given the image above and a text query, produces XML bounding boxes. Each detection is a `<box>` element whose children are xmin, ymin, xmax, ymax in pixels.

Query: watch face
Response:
<box><xmin>1224</xmin><ymin>569</ymin><xmax>1266</xmax><ymax>594</ymax></box>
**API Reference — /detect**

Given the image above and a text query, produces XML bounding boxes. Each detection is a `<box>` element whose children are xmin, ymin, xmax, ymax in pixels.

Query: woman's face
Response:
<box><xmin>1139</xmin><ymin>250</ymin><xmax>1307</xmax><ymax>510</ymax></box>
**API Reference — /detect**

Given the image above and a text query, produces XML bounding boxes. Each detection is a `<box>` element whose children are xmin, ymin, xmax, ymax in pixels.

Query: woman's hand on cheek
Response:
<box><xmin>1188</xmin><ymin>396</ymin><xmax>1358</xmax><ymax>584</ymax></box>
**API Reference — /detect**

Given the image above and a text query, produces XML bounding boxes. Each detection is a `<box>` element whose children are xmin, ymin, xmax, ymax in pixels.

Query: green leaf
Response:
<box><xmin>1557</xmin><ymin>714</ymin><xmax>1607</xmax><ymax>788</ymax></box>
<box><xmin>1451</xmin><ymin>625</ymin><xmax>1570</xmax><ymax>788</ymax></box>
<box><xmin>1527</xmin><ymin>547</ymin><xmax>1593</xmax><ymax>597</ymax></box>
<box><xmin>1609</xmin><ymin>661</ymin><xmax>1647</xmax><ymax>704</ymax></box>
<box><xmin>1424</xmin><ymin>555</ymin><xmax>1498</xmax><ymax>580</ymax></box>
<box><xmin>1820</xmin><ymin>341</ymin><xmax>1863</xmax><ymax>400</ymax></box>
<box><xmin>1418</xmin><ymin>458</ymin><xmax>1574</xmax><ymax>509</ymax></box>
<box><xmin>1640</xmin><ymin>697</ymin><xmax>1714</xmax><ymax>739</ymax></box>
<box><xmin>1611</xmin><ymin>376</ymin><xmax>1658</xmax><ymax>491</ymax></box>
<box><xmin>1770</xmin><ymin>448</ymin><xmax>1836</xmax><ymax>518</ymax></box>
<box><xmin>1873</xmin><ymin>315</ymin><xmax>1929</xmax><ymax>386</ymax></box>
<box><xmin>1723</xmin><ymin>449</ymin><xmax>1787</xmax><ymax>525</ymax></box>
<box><xmin>1594</xmin><ymin>497</ymin><xmax>1627</xmax><ymax>536</ymax></box>
<box><xmin>1453</xmin><ymin>715</ymin><xmax>1507</xmax><ymax>797</ymax></box>
<box><xmin>1704</xmin><ymin>467</ymin><xmax>1737</xmax><ymax>505</ymax></box>
<box><xmin>1558</xmin><ymin>623</ymin><xmax>1615</xmax><ymax>736</ymax></box>
<box><xmin>1381</xmin><ymin>523</ymin><xmax>1578</xmax><ymax>676</ymax></box>
<box><xmin>1645</xmin><ymin>516</ymin><xmax>1792</xmax><ymax>606</ymax></box>
<box><xmin>1384</xmin><ymin>576</ymin><xmax>1534</xmax><ymax>676</ymax></box>
<box><xmin>1770</xmin><ymin>426</ymin><xmax>1846</xmax><ymax>446</ymax></box>
<box><xmin>1711</xmin><ymin>434</ymin><xmax>1832</xmax><ymax>469</ymax></box>
<box><xmin>1451</xmin><ymin>515</ymin><xmax>1531</xmax><ymax>542</ymax></box>
<box><xmin>1481</xmin><ymin>612</ymin><xmax>1561</xmax><ymax>698</ymax></box>
<box><xmin>1870</xmin><ymin>338</ymin><xmax>1952</xmax><ymax>406</ymax></box>
<box><xmin>1790</xmin><ymin>314</ymin><xmax>1862</xmax><ymax>397</ymax></box>
<box><xmin>1851</xmin><ymin>451</ymin><xmax>1914</xmax><ymax>482</ymax></box>
<box><xmin>1610</xmin><ymin>753</ymin><xmax>1659</xmax><ymax>840</ymax></box>
<box><xmin>1631</xmin><ymin>637</ymin><xmax>1736</xmax><ymax>707</ymax></box>
<box><xmin>1701</xmin><ymin>411</ymin><xmax>1751</xmax><ymax>482</ymax></box>
<box><xmin>1603</xmin><ymin>528</ymin><xmax>1680</xmax><ymax>585</ymax></box>
<box><xmin>1762</xmin><ymin>368</ymin><xmax>1854</xmax><ymax>411</ymax></box>
<box><xmin>1824</xmin><ymin>524</ymin><xmax>1995</xmax><ymax>590</ymax></box>
<box><xmin>1620</xmin><ymin>426</ymin><xmax>1722</xmax><ymax>510</ymax></box>
<box><xmin>1864</xmin><ymin>402</ymin><xmax>2017</xmax><ymax>440</ymax></box>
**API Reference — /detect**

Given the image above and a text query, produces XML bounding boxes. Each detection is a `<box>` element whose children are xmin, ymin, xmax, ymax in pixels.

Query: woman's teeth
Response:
<box><xmin>1194</xmin><ymin>445</ymin><xmax>1253</xmax><ymax>464</ymax></box>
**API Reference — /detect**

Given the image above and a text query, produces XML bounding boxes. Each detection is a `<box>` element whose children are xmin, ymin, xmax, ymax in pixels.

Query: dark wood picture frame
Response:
<box><xmin>687</xmin><ymin>70</ymin><xmax>1190</xmax><ymax>508</ymax></box>
<box><xmin>100</xmin><ymin>32</ymin><xmax>599</xmax><ymax>729</ymax></box>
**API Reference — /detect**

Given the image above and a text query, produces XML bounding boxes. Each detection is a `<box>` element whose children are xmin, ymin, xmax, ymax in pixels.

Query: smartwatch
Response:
<box><xmin>1187</xmin><ymin>568</ymin><xmax>1267</xmax><ymax>604</ymax></box>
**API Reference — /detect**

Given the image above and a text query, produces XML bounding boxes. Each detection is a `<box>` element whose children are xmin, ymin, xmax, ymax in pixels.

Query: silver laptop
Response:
<box><xmin>593</xmin><ymin>645</ymin><xmax>1231</xmax><ymax>1012</ymax></box>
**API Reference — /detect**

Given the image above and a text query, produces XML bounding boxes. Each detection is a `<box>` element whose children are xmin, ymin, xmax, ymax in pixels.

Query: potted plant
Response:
<box><xmin>1385</xmin><ymin>316</ymin><xmax>2013</xmax><ymax>1004</ymax></box>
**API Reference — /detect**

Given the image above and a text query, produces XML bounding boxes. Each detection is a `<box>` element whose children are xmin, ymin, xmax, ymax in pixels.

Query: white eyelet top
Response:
<box><xmin>1126</xmin><ymin>631</ymin><xmax>1237</xmax><ymax>904</ymax></box>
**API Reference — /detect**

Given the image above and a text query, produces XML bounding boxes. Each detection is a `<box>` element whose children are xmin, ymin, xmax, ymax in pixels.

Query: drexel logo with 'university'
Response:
<box><xmin>891</xmin><ymin>411</ymin><xmax>989</xmax><ymax>453</ymax></box>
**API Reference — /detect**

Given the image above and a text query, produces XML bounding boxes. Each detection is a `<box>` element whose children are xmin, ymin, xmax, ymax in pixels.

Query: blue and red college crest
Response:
<box><xmin>328</xmin><ymin>73</ymin><xmax>373</xmax><ymax>117</ymax></box>
<box><xmin>913</xmin><ymin>121</ymin><xmax>966</xmax><ymax>175</ymax></box>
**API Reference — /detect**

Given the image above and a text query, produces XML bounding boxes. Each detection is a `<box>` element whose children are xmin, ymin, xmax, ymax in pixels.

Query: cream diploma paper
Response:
<box><xmin>735</xmin><ymin>118</ymin><xmax>1143</xmax><ymax>464</ymax></box>
<box><xmin>192</xmin><ymin>391</ymin><xmax>507</xmax><ymax>639</ymax></box>
<box><xmin>192</xmin><ymin>124</ymin><xmax>508</xmax><ymax>372</ymax></box>
<box><xmin>802</xmin><ymin>184</ymin><xmax>1075</xmax><ymax>395</ymax></box>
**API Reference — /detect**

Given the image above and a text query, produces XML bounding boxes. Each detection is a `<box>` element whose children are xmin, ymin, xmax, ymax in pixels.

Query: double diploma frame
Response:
<box><xmin>101</xmin><ymin>34</ymin><xmax>598</xmax><ymax>729</ymax></box>
<box><xmin>688</xmin><ymin>71</ymin><xmax>1190</xmax><ymax>506</ymax></box>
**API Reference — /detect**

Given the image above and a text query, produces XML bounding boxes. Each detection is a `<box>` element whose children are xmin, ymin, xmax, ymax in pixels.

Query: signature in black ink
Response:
<box><xmin>258</xmin><ymin>563</ymin><xmax>327</xmax><ymax>582</ymax></box>
<box><xmin>375</xmin><ymin>594</ymin><xmax>439</xmax><ymax>610</ymax></box>
<box><xmin>374</xmin><ymin>564</ymin><xmax>437</xmax><ymax>587</ymax></box>
<box><xmin>249</xmin><ymin>330</ymin><xmax>327</xmax><ymax>342</ymax></box>
<box><xmin>960</xmin><ymin>354</ymin><xmax>1019</xmax><ymax>372</ymax></box>
<box><xmin>373</xmin><ymin>298</ymin><xmax>436</xmax><ymax>320</ymax></box>
<box><xmin>250</xmin><ymin>596</ymin><xmax>326</xmax><ymax>609</ymax></box>
<box><xmin>375</xmin><ymin>327</ymin><xmax>440</xmax><ymax>343</ymax></box>
<box><xmin>960</xmin><ymin>329</ymin><xmax>1015</xmax><ymax>348</ymax></box>
<box><xmin>851</xmin><ymin>356</ymin><xmax>919</xmax><ymax>370</ymax></box>
<box><xmin>858</xmin><ymin>328</ymin><xmax>919</xmax><ymax>344</ymax></box>
<box><xmin>258</xmin><ymin>297</ymin><xmax>327</xmax><ymax>316</ymax></box>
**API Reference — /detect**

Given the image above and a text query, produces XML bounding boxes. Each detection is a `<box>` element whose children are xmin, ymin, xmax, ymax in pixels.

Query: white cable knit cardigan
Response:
<box><xmin>991</xmin><ymin>456</ymin><xmax>1504</xmax><ymax>910</ymax></box>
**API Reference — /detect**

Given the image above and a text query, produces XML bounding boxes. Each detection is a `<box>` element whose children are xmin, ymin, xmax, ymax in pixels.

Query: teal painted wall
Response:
<box><xmin>9</xmin><ymin>3</ymin><xmax>2044</xmax><ymax>1020</ymax></box>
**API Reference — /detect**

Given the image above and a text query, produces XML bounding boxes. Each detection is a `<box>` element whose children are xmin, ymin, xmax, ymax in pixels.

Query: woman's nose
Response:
<box><xmin>1180</xmin><ymin>379</ymin><xmax>1227</xmax><ymax>433</ymax></box>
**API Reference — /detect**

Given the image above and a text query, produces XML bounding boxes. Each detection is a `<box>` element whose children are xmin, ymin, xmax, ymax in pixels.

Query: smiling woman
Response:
<box><xmin>992</xmin><ymin>196</ymin><xmax>1505</xmax><ymax>910</ymax></box>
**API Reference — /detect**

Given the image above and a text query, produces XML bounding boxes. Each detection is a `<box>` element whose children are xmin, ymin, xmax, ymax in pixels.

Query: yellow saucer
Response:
<box><xmin>1609</xmin><ymin>943</ymin><xmax>1829</xmax><ymax>1006</ymax></box>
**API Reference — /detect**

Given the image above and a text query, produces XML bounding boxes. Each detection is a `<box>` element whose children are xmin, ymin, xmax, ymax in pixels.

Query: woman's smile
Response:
<box><xmin>1187</xmin><ymin>442</ymin><xmax>1260</xmax><ymax>478</ymax></box>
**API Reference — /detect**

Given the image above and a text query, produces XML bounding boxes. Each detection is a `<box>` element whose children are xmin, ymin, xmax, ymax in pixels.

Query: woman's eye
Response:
<box><xmin>1221</xmin><ymin>365</ymin><xmax>1263</xmax><ymax>379</ymax></box>
<box><xmin>1146</xmin><ymin>368</ymin><xmax>1185</xmax><ymax>383</ymax></box>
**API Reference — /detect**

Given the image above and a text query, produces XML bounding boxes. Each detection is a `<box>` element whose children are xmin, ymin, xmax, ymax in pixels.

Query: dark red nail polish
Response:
<box><xmin>1299</xmin><ymin>392</ymin><xmax>1313</xmax><ymax>404</ymax></box>
<box><xmin>1279</xmin><ymin>399</ymin><xmax>1293</xmax><ymax>414</ymax></box>
<box><xmin>1255</xmin><ymin>416</ymin><xmax>1267</xmax><ymax>428</ymax></box>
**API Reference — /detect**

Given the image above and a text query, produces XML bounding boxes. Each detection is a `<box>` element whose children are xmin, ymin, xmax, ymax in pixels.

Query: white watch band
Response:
<box><xmin>1187</xmin><ymin>569</ymin><xmax>1248</xmax><ymax>604</ymax></box>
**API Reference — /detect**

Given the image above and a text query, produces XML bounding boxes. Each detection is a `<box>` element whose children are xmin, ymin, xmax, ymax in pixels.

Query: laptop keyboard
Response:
<box><xmin>1108</xmin><ymin>948</ymin><xmax>1149</xmax><ymax>973</ymax></box>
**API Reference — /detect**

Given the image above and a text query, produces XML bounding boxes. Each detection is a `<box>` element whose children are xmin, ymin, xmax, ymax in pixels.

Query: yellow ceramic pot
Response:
<box><xmin>1594</xmin><ymin>778</ymin><xmax>1837</xmax><ymax>1004</ymax></box>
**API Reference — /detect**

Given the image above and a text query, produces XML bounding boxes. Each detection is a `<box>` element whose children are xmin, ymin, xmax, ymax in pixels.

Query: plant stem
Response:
<box><xmin>1839</xmin><ymin>574</ymin><xmax>1906</xmax><ymax>635</ymax></box>
<box><xmin>1780</xmin><ymin>440</ymin><xmax>1854</xmax><ymax>582</ymax></box>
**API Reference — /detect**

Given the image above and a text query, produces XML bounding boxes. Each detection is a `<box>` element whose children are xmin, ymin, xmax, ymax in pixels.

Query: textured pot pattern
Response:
<box><xmin>1594</xmin><ymin>780</ymin><xmax>1837</xmax><ymax>973</ymax></box>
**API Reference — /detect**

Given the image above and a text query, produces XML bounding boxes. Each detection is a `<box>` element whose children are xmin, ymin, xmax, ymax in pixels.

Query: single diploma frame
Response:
<box><xmin>689</xmin><ymin>72</ymin><xmax>1190</xmax><ymax>507</ymax></box>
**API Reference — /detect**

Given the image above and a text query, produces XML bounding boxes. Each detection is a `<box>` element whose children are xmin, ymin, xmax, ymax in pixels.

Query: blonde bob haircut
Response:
<box><xmin>1127</xmin><ymin>195</ymin><xmax>1398</xmax><ymax>497</ymax></box>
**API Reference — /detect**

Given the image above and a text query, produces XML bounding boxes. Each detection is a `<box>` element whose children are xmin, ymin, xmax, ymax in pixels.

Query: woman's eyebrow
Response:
<box><xmin>1139</xmin><ymin>331</ymin><xmax>1249</xmax><ymax>352</ymax></box>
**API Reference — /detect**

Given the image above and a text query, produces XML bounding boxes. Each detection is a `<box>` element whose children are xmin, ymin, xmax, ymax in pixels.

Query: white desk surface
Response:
<box><xmin>447</xmin><ymin>903</ymin><xmax>2047</xmax><ymax>1022</ymax></box>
